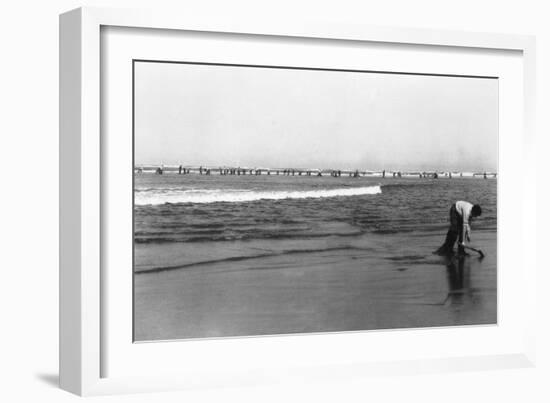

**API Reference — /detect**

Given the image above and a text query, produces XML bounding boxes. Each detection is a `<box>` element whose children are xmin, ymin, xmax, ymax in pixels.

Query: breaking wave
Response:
<box><xmin>135</xmin><ymin>185</ymin><xmax>382</xmax><ymax>206</ymax></box>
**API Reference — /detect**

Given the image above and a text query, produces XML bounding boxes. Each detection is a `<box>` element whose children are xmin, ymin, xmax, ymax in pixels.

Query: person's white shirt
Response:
<box><xmin>455</xmin><ymin>200</ymin><xmax>474</xmax><ymax>242</ymax></box>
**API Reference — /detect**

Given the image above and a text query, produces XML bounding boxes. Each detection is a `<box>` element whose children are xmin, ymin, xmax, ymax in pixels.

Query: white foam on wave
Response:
<box><xmin>135</xmin><ymin>185</ymin><xmax>382</xmax><ymax>206</ymax></box>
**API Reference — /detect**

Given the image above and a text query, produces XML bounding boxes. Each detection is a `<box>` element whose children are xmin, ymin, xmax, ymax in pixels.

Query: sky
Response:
<box><xmin>134</xmin><ymin>61</ymin><xmax>498</xmax><ymax>172</ymax></box>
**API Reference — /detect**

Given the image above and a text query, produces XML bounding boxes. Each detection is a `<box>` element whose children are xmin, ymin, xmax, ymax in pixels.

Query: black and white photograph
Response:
<box><xmin>132</xmin><ymin>60</ymin><xmax>498</xmax><ymax>342</ymax></box>
<box><xmin>4</xmin><ymin>0</ymin><xmax>548</xmax><ymax>400</ymax></box>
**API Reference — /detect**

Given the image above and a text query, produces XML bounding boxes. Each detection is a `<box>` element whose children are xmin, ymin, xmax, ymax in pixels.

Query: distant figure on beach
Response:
<box><xmin>436</xmin><ymin>201</ymin><xmax>482</xmax><ymax>256</ymax></box>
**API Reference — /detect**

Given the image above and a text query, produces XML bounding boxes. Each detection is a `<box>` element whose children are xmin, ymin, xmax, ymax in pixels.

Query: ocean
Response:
<box><xmin>133</xmin><ymin>173</ymin><xmax>497</xmax><ymax>341</ymax></box>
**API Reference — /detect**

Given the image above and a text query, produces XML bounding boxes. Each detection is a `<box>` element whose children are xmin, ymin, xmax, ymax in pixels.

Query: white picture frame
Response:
<box><xmin>60</xmin><ymin>6</ymin><xmax>537</xmax><ymax>396</ymax></box>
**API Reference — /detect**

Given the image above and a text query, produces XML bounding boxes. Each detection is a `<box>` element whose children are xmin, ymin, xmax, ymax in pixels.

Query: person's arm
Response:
<box><xmin>463</xmin><ymin>222</ymin><xmax>471</xmax><ymax>243</ymax></box>
<box><xmin>462</xmin><ymin>210</ymin><xmax>472</xmax><ymax>244</ymax></box>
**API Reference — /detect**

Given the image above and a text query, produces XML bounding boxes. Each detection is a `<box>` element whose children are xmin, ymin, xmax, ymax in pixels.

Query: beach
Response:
<box><xmin>134</xmin><ymin>229</ymin><xmax>496</xmax><ymax>341</ymax></box>
<box><xmin>133</xmin><ymin>175</ymin><xmax>497</xmax><ymax>341</ymax></box>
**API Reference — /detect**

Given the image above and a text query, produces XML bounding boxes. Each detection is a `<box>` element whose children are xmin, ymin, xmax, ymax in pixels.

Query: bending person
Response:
<box><xmin>436</xmin><ymin>201</ymin><xmax>482</xmax><ymax>256</ymax></box>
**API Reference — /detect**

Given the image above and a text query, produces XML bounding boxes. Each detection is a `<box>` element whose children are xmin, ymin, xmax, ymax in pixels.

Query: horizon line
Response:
<box><xmin>133</xmin><ymin>164</ymin><xmax>498</xmax><ymax>175</ymax></box>
<box><xmin>134</xmin><ymin>163</ymin><xmax>498</xmax><ymax>174</ymax></box>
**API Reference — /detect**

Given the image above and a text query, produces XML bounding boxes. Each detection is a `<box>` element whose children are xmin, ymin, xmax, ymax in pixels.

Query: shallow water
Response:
<box><xmin>134</xmin><ymin>174</ymin><xmax>496</xmax><ymax>257</ymax></box>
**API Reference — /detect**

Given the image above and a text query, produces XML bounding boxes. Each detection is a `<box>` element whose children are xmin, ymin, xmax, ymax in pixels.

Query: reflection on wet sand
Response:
<box><xmin>444</xmin><ymin>255</ymin><xmax>471</xmax><ymax>306</ymax></box>
<box><xmin>441</xmin><ymin>254</ymin><xmax>487</xmax><ymax>318</ymax></box>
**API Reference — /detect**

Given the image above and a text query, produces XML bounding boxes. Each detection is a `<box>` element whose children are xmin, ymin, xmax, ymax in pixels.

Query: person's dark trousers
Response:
<box><xmin>437</xmin><ymin>205</ymin><xmax>463</xmax><ymax>255</ymax></box>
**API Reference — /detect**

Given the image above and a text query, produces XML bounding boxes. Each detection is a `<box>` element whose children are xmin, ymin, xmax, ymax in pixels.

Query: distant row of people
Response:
<box><xmin>136</xmin><ymin>167</ymin><xmax>494</xmax><ymax>179</ymax></box>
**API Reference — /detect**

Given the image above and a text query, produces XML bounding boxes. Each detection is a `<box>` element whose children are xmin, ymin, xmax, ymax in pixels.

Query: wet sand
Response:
<box><xmin>134</xmin><ymin>230</ymin><xmax>496</xmax><ymax>341</ymax></box>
